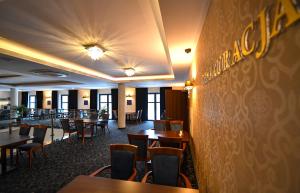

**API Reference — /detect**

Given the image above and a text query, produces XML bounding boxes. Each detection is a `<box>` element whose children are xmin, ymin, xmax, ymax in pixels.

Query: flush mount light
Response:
<box><xmin>124</xmin><ymin>68</ymin><xmax>135</xmax><ymax>77</ymax></box>
<box><xmin>84</xmin><ymin>44</ymin><xmax>105</xmax><ymax>60</ymax></box>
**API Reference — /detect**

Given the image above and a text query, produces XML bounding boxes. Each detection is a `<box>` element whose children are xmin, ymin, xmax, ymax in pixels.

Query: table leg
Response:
<box><xmin>1</xmin><ymin>147</ymin><xmax>7</xmax><ymax>175</ymax></box>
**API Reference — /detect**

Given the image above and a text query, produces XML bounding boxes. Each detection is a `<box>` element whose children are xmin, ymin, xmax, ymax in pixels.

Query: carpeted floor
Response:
<box><xmin>0</xmin><ymin>121</ymin><xmax>198</xmax><ymax>193</ymax></box>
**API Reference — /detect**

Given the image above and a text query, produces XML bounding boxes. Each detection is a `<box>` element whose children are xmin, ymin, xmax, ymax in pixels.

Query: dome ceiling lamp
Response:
<box><xmin>124</xmin><ymin>67</ymin><xmax>135</xmax><ymax>77</ymax></box>
<box><xmin>84</xmin><ymin>44</ymin><xmax>106</xmax><ymax>60</ymax></box>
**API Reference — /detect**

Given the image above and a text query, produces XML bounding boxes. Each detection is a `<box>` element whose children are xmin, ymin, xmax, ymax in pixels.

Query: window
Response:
<box><xmin>61</xmin><ymin>95</ymin><xmax>68</xmax><ymax>112</ymax></box>
<box><xmin>99</xmin><ymin>94</ymin><xmax>112</xmax><ymax>119</ymax></box>
<box><xmin>29</xmin><ymin>95</ymin><xmax>36</xmax><ymax>109</ymax></box>
<box><xmin>148</xmin><ymin>93</ymin><xmax>160</xmax><ymax>120</ymax></box>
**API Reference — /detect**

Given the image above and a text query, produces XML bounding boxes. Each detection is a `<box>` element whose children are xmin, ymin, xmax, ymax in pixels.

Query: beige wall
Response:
<box><xmin>0</xmin><ymin>91</ymin><xmax>10</xmax><ymax>107</ymax></box>
<box><xmin>189</xmin><ymin>0</ymin><xmax>300</xmax><ymax>193</ymax></box>
<box><xmin>43</xmin><ymin>90</ymin><xmax>52</xmax><ymax>109</ymax></box>
<box><xmin>78</xmin><ymin>89</ymin><xmax>90</xmax><ymax>109</ymax></box>
<box><xmin>125</xmin><ymin>87</ymin><xmax>136</xmax><ymax>113</ymax></box>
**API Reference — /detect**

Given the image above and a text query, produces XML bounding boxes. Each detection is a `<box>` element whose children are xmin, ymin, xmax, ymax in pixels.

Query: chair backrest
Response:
<box><xmin>102</xmin><ymin>113</ymin><xmax>109</xmax><ymax>120</ymax></box>
<box><xmin>32</xmin><ymin>125</ymin><xmax>48</xmax><ymax>144</ymax></box>
<box><xmin>136</xmin><ymin>110</ymin><xmax>140</xmax><ymax>119</ymax></box>
<box><xmin>19</xmin><ymin>124</ymin><xmax>31</xmax><ymax>136</ymax></box>
<box><xmin>148</xmin><ymin>147</ymin><xmax>183</xmax><ymax>187</ymax></box>
<box><xmin>60</xmin><ymin>119</ymin><xmax>70</xmax><ymax>131</ymax></box>
<box><xmin>139</xmin><ymin>109</ymin><xmax>143</xmax><ymax>120</ymax></box>
<box><xmin>90</xmin><ymin>112</ymin><xmax>98</xmax><ymax>120</ymax></box>
<box><xmin>154</xmin><ymin>120</ymin><xmax>168</xmax><ymax>131</ymax></box>
<box><xmin>158</xmin><ymin>136</ymin><xmax>183</xmax><ymax>149</ymax></box>
<box><xmin>170</xmin><ymin>120</ymin><xmax>184</xmax><ymax>132</ymax></box>
<box><xmin>127</xmin><ymin>134</ymin><xmax>148</xmax><ymax>161</ymax></box>
<box><xmin>110</xmin><ymin>144</ymin><xmax>137</xmax><ymax>180</ymax></box>
<box><xmin>74</xmin><ymin>119</ymin><xmax>84</xmax><ymax>133</ymax></box>
<box><xmin>112</xmin><ymin>110</ymin><xmax>118</xmax><ymax>119</ymax></box>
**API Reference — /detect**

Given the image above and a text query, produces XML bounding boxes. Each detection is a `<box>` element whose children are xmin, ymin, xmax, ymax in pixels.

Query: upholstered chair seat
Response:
<box><xmin>142</xmin><ymin>147</ymin><xmax>191</xmax><ymax>188</ymax></box>
<box><xmin>89</xmin><ymin>144</ymin><xmax>138</xmax><ymax>181</ymax></box>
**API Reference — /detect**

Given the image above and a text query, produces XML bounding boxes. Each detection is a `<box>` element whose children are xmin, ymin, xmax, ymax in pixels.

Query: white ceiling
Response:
<box><xmin>0</xmin><ymin>0</ymin><xmax>210</xmax><ymax>90</ymax></box>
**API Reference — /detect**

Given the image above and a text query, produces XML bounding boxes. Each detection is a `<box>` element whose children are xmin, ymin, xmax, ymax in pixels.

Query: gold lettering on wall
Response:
<box><xmin>271</xmin><ymin>0</ymin><xmax>300</xmax><ymax>38</ymax></box>
<box><xmin>241</xmin><ymin>22</ymin><xmax>256</xmax><ymax>56</ymax></box>
<box><xmin>203</xmin><ymin>0</ymin><xmax>300</xmax><ymax>84</ymax></box>
<box><xmin>255</xmin><ymin>7</ymin><xmax>271</xmax><ymax>59</ymax></box>
<box><xmin>233</xmin><ymin>40</ymin><xmax>243</xmax><ymax>63</ymax></box>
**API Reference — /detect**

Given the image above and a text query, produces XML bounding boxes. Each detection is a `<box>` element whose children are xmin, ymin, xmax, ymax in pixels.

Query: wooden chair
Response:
<box><xmin>16</xmin><ymin>125</ymin><xmax>48</xmax><ymax>168</ymax></box>
<box><xmin>138</xmin><ymin>109</ymin><xmax>143</xmax><ymax>122</ymax></box>
<box><xmin>170</xmin><ymin>120</ymin><xmax>184</xmax><ymax>132</ymax></box>
<box><xmin>158</xmin><ymin>136</ymin><xmax>186</xmax><ymax>152</ymax></box>
<box><xmin>8</xmin><ymin>124</ymin><xmax>31</xmax><ymax>164</ymax></box>
<box><xmin>99</xmin><ymin>114</ymin><xmax>110</xmax><ymax>134</ymax></box>
<box><xmin>74</xmin><ymin>119</ymin><xmax>91</xmax><ymax>144</ymax></box>
<box><xmin>127</xmin><ymin>134</ymin><xmax>156</xmax><ymax>172</ymax></box>
<box><xmin>130</xmin><ymin>110</ymin><xmax>140</xmax><ymax>124</ymax></box>
<box><xmin>141</xmin><ymin>147</ymin><xmax>191</xmax><ymax>188</ymax></box>
<box><xmin>89</xmin><ymin>144</ymin><xmax>138</xmax><ymax>181</ymax></box>
<box><xmin>153</xmin><ymin>120</ymin><xmax>169</xmax><ymax>131</ymax></box>
<box><xmin>112</xmin><ymin>110</ymin><xmax>118</xmax><ymax>120</ymax></box>
<box><xmin>60</xmin><ymin>119</ymin><xmax>77</xmax><ymax>141</ymax></box>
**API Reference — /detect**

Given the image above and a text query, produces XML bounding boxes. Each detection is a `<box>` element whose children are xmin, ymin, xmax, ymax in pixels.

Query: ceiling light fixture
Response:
<box><xmin>184</xmin><ymin>80</ymin><xmax>194</xmax><ymax>97</ymax></box>
<box><xmin>84</xmin><ymin>44</ymin><xmax>105</xmax><ymax>60</ymax></box>
<box><xmin>124</xmin><ymin>68</ymin><xmax>135</xmax><ymax>77</ymax></box>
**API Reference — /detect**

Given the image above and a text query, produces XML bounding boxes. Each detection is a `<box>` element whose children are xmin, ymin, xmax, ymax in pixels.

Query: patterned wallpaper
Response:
<box><xmin>189</xmin><ymin>0</ymin><xmax>300</xmax><ymax>193</ymax></box>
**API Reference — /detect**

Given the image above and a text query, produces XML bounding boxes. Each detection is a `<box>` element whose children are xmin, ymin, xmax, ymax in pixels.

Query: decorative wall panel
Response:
<box><xmin>189</xmin><ymin>0</ymin><xmax>300</xmax><ymax>192</ymax></box>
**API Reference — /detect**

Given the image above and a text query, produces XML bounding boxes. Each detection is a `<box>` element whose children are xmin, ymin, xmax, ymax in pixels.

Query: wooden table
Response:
<box><xmin>137</xmin><ymin>129</ymin><xmax>190</xmax><ymax>142</ymax></box>
<box><xmin>58</xmin><ymin>175</ymin><xmax>198</xmax><ymax>193</ymax></box>
<box><xmin>0</xmin><ymin>131</ymin><xmax>33</xmax><ymax>175</ymax></box>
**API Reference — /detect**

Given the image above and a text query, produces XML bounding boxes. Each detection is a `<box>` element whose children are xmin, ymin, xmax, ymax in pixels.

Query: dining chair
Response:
<box><xmin>170</xmin><ymin>120</ymin><xmax>184</xmax><ymax>132</ymax></box>
<box><xmin>141</xmin><ymin>147</ymin><xmax>191</xmax><ymax>188</ymax></box>
<box><xmin>153</xmin><ymin>120</ymin><xmax>169</xmax><ymax>131</ymax></box>
<box><xmin>112</xmin><ymin>110</ymin><xmax>118</xmax><ymax>120</ymax></box>
<box><xmin>89</xmin><ymin>144</ymin><xmax>138</xmax><ymax>181</ymax></box>
<box><xmin>127</xmin><ymin>134</ymin><xmax>156</xmax><ymax>172</ymax></box>
<box><xmin>99</xmin><ymin>113</ymin><xmax>110</xmax><ymax>134</ymax></box>
<box><xmin>8</xmin><ymin>124</ymin><xmax>31</xmax><ymax>164</ymax></box>
<box><xmin>74</xmin><ymin>119</ymin><xmax>88</xmax><ymax>144</ymax></box>
<box><xmin>60</xmin><ymin>119</ymin><xmax>77</xmax><ymax>141</ymax></box>
<box><xmin>138</xmin><ymin>109</ymin><xmax>143</xmax><ymax>122</ymax></box>
<box><xmin>16</xmin><ymin>125</ymin><xmax>48</xmax><ymax>168</ymax></box>
<box><xmin>129</xmin><ymin>110</ymin><xmax>140</xmax><ymax>124</ymax></box>
<box><xmin>158</xmin><ymin>136</ymin><xmax>186</xmax><ymax>151</ymax></box>
<box><xmin>18</xmin><ymin>124</ymin><xmax>31</xmax><ymax>136</ymax></box>
<box><xmin>89</xmin><ymin>112</ymin><xmax>99</xmax><ymax>120</ymax></box>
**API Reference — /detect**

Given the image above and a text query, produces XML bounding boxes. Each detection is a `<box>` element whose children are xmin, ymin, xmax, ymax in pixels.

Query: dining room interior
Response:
<box><xmin>0</xmin><ymin>0</ymin><xmax>299</xmax><ymax>193</ymax></box>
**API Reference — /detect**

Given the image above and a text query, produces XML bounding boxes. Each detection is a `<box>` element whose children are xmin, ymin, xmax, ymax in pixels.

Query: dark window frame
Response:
<box><xmin>148</xmin><ymin>93</ymin><xmax>160</xmax><ymax>120</ymax></box>
<box><xmin>61</xmin><ymin>94</ymin><xmax>68</xmax><ymax>111</ymax></box>
<box><xmin>99</xmin><ymin>94</ymin><xmax>112</xmax><ymax>119</ymax></box>
<box><xmin>29</xmin><ymin>95</ymin><xmax>36</xmax><ymax>109</ymax></box>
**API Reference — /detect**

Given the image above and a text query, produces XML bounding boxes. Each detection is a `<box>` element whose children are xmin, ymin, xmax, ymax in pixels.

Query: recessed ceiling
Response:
<box><xmin>0</xmin><ymin>0</ymin><xmax>210</xmax><ymax>89</ymax></box>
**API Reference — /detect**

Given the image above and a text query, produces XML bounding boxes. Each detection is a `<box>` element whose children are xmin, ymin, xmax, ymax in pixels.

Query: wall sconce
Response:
<box><xmin>82</xmin><ymin>96</ymin><xmax>89</xmax><ymax>99</ymax></box>
<box><xmin>126</xmin><ymin>94</ymin><xmax>133</xmax><ymax>98</ymax></box>
<box><xmin>184</xmin><ymin>80</ymin><xmax>194</xmax><ymax>97</ymax></box>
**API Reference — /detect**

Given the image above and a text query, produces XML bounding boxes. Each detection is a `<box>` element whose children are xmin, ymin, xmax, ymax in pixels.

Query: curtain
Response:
<box><xmin>111</xmin><ymin>88</ymin><xmax>118</xmax><ymax>119</ymax></box>
<box><xmin>68</xmin><ymin>90</ymin><xmax>78</xmax><ymax>109</ymax></box>
<box><xmin>136</xmin><ymin>88</ymin><xmax>148</xmax><ymax>121</ymax></box>
<box><xmin>36</xmin><ymin>91</ymin><xmax>43</xmax><ymax>109</ymax></box>
<box><xmin>160</xmin><ymin>87</ymin><xmax>171</xmax><ymax>115</ymax></box>
<box><xmin>90</xmin><ymin>89</ymin><xmax>98</xmax><ymax>110</ymax></box>
<box><xmin>21</xmin><ymin>92</ymin><xmax>28</xmax><ymax>107</ymax></box>
<box><xmin>51</xmin><ymin>90</ymin><xmax>58</xmax><ymax>110</ymax></box>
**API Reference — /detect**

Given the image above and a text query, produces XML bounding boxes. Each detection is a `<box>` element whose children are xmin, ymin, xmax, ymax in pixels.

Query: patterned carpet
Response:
<box><xmin>0</xmin><ymin>121</ymin><xmax>198</xmax><ymax>193</ymax></box>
